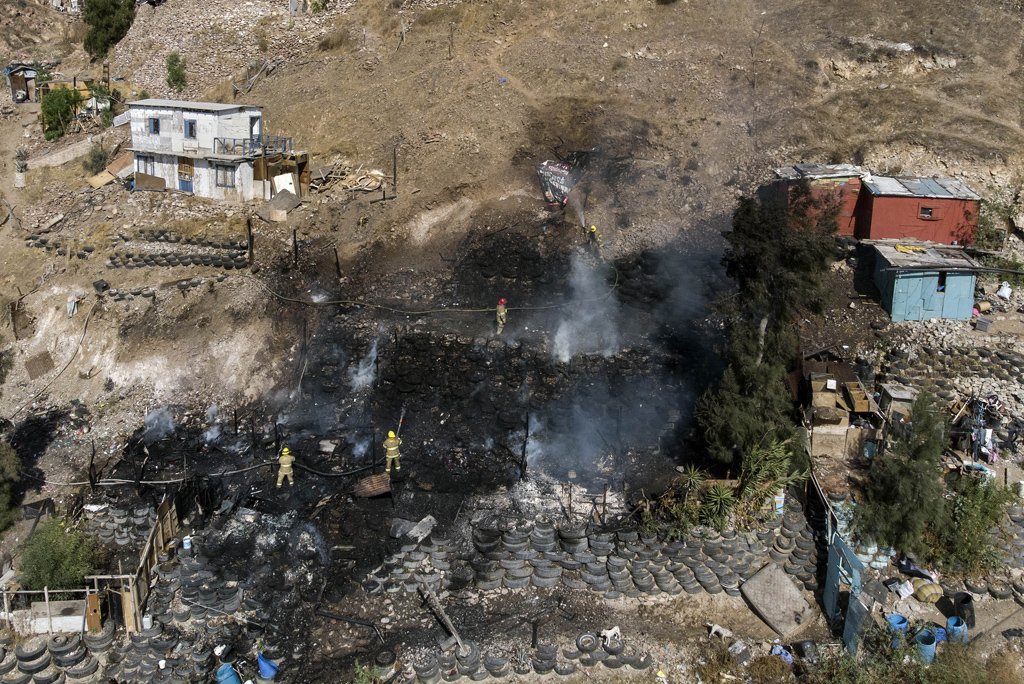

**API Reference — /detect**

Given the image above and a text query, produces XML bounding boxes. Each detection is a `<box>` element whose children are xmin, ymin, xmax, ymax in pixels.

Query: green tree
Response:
<box><xmin>83</xmin><ymin>0</ymin><xmax>135</xmax><ymax>58</ymax></box>
<box><xmin>82</xmin><ymin>144</ymin><xmax>109</xmax><ymax>176</ymax></box>
<box><xmin>21</xmin><ymin>518</ymin><xmax>98</xmax><ymax>591</ymax></box>
<box><xmin>0</xmin><ymin>442</ymin><xmax>20</xmax><ymax>531</ymax></box>
<box><xmin>166</xmin><ymin>52</ymin><xmax>187</xmax><ymax>92</ymax></box>
<box><xmin>697</xmin><ymin>183</ymin><xmax>840</xmax><ymax>469</ymax></box>
<box><xmin>934</xmin><ymin>476</ymin><xmax>1016</xmax><ymax>576</ymax></box>
<box><xmin>40</xmin><ymin>89</ymin><xmax>84</xmax><ymax>141</ymax></box>
<box><xmin>857</xmin><ymin>391</ymin><xmax>946</xmax><ymax>558</ymax></box>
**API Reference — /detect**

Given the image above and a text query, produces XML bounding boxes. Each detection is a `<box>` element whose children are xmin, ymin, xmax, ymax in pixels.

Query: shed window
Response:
<box><xmin>136</xmin><ymin>155</ymin><xmax>154</xmax><ymax>176</ymax></box>
<box><xmin>937</xmin><ymin>271</ymin><xmax>947</xmax><ymax>292</ymax></box>
<box><xmin>920</xmin><ymin>207</ymin><xmax>934</xmax><ymax>218</ymax></box>
<box><xmin>216</xmin><ymin>164</ymin><xmax>236</xmax><ymax>188</ymax></box>
<box><xmin>148</xmin><ymin>117</ymin><xmax>160</xmax><ymax>134</ymax></box>
<box><xmin>184</xmin><ymin>119</ymin><xmax>197</xmax><ymax>139</ymax></box>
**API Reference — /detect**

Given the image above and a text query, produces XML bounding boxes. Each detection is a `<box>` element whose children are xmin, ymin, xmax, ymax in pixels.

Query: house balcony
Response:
<box><xmin>213</xmin><ymin>135</ymin><xmax>293</xmax><ymax>157</ymax></box>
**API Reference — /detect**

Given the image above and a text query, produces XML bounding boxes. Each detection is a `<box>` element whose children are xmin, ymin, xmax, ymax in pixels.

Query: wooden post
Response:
<box><xmin>247</xmin><ymin>217</ymin><xmax>254</xmax><ymax>264</ymax></box>
<box><xmin>274</xmin><ymin>422</ymin><xmax>280</xmax><ymax>453</ymax></box>
<box><xmin>334</xmin><ymin>248</ymin><xmax>342</xmax><ymax>279</ymax></box>
<box><xmin>45</xmin><ymin>586</ymin><xmax>52</xmax><ymax>634</ymax></box>
<box><xmin>2</xmin><ymin>590</ymin><xmax>8</xmax><ymax>628</ymax></box>
<box><xmin>293</xmin><ymin>229</ymin><xmax>298</xmax><ymax>266</ymax></box>
<box><xmin>603</xmin><ymin>483</ymin><xmax>608</xmax><ymax>523</ymax></box>
<box><xmin>521</xmin><ymin>412</ymin><xmax>529</xmax><ymax>481</ymax></box>
<box><xmin>568</xmin><ymin>483</ymin><xmax>573</xmax><ymax>520</ymax></box>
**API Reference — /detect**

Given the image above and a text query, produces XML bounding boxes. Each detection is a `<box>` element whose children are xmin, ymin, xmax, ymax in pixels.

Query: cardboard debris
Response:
<box><xmin>272</xmin><ymin>173</ymin><xmax>298</xmax><ymax>195</ymax></box>
<box><xmin>256</xmin><ymin>189</ymin><xmax>301</xmax><ymax>222</ymax></box>
<box><xmin>105</xmin><ymin>151</ymin><xmax>134</xmax><ymax>178</ymax></box>
<box><xmin>740</xmin><ymin>562</ymin><xmax>814</xmax><ymax>637</ymax></box>
<box><xmin>87</xmin><ymin>171</ymin><xmax>116</xmax><ymax>188</ymax></box>
<box><xmin>134</xmin><ymin>173</ymin><xmax>166</xmax><ymax>192</ymax></box>
<box><xmin>269</xmin><ymin>209</ymin><xmax>287</xmax><ymax>223</ymax></box>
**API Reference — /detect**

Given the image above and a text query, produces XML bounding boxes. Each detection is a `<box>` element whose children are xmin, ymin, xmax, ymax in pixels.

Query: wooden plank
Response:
<box><xmin>85</xmin><ymin>594</ymin><xmax>101</xmax><ymax>632</ymax></box>
<box><xmin>353</xmin><ymin>472</ymin><xmax>391</xmax><ymax>498</ymax></box>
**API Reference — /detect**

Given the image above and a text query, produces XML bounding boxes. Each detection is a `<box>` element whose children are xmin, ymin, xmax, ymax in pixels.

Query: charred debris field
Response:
<box><xmin>64</xmin><ymin>216</ymin><xmax>727</xmax><ymax>681</ymax></box>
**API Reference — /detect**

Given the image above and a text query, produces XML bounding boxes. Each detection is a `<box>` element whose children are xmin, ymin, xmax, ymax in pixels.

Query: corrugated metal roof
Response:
<box><xmin>128</xmin><ymin>99</ymin><xmax>261</xmax><ymax>113</ymax></box>
<box><xmin>863</xmin><ymin>175</ymin><xmax>980</xmax><ymax>201</ymax></box>
<box><xmin>773</xmin><ymin>163</ymin><xmax>864</xmax><ymax>180</ymax></box>
<box><xmin>874</xmin><ymin>240</ymin><xmax>980</xmax><ymax>269</ymax></box>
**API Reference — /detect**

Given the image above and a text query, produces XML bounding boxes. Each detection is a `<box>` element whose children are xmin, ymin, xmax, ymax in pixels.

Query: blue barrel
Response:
<box><xmin>915</xmin><ymin>629</ymin><xmax>936</xmax><ymax>663</ymax></box>
<box><xmin>887</xmin><ymin>614</ymin><xmax>908</xmax><ymax>633</ymax></box>
<box><xmin>215</xmin><ymin>663</ymin><xmax>242</xmax><ymax>684</ymax></box>
<box><xmin>947</xmin><ymin>616</ymin><xmax>968</xmax><ymax>643</ymax></box>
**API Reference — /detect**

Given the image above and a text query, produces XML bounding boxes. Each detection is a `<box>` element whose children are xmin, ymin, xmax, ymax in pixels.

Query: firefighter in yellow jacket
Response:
<box><xmin>277</xmin><ymin>446</ymin><xmax>295</xmax><ymax>487</ymax></box>
<box><xmin>588</xmin><ymin>225</ymin><xmax>604</xmax><ymax>259</ymax></box>
<box><xmin>384</xmin><ymin>431</ymin><xmax>402</xmax><ymax>473</ymax></box>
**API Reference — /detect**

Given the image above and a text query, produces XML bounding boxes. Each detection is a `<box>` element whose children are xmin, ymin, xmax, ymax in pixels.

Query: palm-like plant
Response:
<box><xmin>699</xmin><ymin>483</ymin><xmax>736</xmax><ymax>530</ymax></box>
<box><xmin>736</xmin><ymin>439</ymin><xmax>807</xmax><ymax>524</ymax></box>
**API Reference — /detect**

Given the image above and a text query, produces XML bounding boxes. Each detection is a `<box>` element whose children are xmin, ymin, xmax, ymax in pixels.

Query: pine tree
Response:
<box><xmin>857</xmin><ymin>391</ymin><xmax>945</xmax><ymax>557</ymax></box>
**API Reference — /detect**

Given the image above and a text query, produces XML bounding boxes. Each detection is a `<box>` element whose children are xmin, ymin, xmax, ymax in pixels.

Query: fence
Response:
<box><xmin>85</xmin><ymin>493</ymin><xmax>179</xmax><ymax>633</ymax></box>
<box><xmin>0</xmin><ymin>587</ymin><xmax>95</xmax><ymax>635</ymax></box>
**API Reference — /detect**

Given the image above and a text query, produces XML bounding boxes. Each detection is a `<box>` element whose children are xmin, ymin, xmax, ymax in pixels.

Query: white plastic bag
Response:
<box><xmin>997</xmin><ymin>281</ymin><xmax>1013</xmax><ymax>300</ymax></box>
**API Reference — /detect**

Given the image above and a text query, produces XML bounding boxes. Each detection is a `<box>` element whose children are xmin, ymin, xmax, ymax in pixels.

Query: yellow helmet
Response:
<box><xmin>282</xmin><ymin>447</ymin><xmax>290</xmax><ymax>455</ymax></box>
<box><xmin>590</xmin><ymin>225</ymin><xmax>597</xmax><ymax>232</ymax></box>
<box><xmin>388</xmin><ymin>431</ymin><xmax>396</xmax><ymax>439</ymax></box>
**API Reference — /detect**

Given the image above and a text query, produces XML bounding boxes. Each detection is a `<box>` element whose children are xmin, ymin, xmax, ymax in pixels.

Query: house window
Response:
<box><xmin>148</xmin><ymin>117</ymin><xmax>160</xmax><ymax>134</ymax></box>
<box><xmin>920</xmin><ymin>207</ymin><xmax>934</xmax><ymax>218</ymax></box>
<box><xmin>216</xmin><ymin>164</ymin><xmax>236</xmax><ymax>188</ymax></box>
<box><xmin>937</xmin><ymin>271</ymin><xmax>947</xmax><ymax>293</ymax></box>
<box><xmin>136</xmin><ymin>155</ymin><xmax>154</xmax><ymax>176</ymax></box>
<box><xmin>184</xmin><ymin>119</ymin><xmax>197</xmax><ymax>139</ymax></box>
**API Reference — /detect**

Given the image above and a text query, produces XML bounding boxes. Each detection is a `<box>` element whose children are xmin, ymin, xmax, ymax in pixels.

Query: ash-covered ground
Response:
<box><xmin>70</xmin><ymin>207</ymin><xmax>735</xmax><ymax>681</ymax></box>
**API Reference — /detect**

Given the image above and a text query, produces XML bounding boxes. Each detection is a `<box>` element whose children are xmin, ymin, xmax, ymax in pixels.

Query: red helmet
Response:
<box><xmin>498</xmin><ymin>299</ymin><xmax>507</xmax><ymax>305</ymax></box>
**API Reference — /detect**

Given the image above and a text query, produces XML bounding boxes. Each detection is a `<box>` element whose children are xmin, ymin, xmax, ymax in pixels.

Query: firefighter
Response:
<box><xmin>277</xmin><ymin>446</ymin><xmax>295</xmax><ymax>488</ymax></box>
<box><xmin>496</xmin><ymin>298</ymin><xmax>507</xmax><ymax>335</ymax></box>
<box><xmin>384</xmin><ymin>430</ymin><xmax>402</xmax><ymax>473</ymax></box>
<box><xmin>588</xmin><ymin>225</ymin><xmax>604</xmax><ymax>259</ymax></box>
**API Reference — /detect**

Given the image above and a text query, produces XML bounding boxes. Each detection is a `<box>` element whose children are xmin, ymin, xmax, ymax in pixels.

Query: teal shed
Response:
<box><xmin>873</xmin><ymin>242</ymin><xmax>978</xmax><ymax>322</ymax></box>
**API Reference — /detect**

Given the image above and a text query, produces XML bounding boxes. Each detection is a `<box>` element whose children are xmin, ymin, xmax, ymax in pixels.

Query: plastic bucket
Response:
<box><xmin>258</xmin><ymin>654</ymin><xmax>279</xmax><ymax>679</ymax></box>
<box><xmin>954</xmin><ymin>592</ymin><xmax>976</xmax><ymax>629</ymax></box>
<box><xmin>216</xmin><ymin>663</ymin><xmax>243</xmax><ymax>684</ymax></box>
<box><xmin>947</xmin><ymin>616</ymin><xmax>968</xmax><ymax>643</ymax></box>
<box><xmin>915</xmin><ymin>629</ymin><xmax>936</xmax><ymax>664</ymax></box>
<box><xmin>141</xmin><ymin>615</ymin><xmax>153</xmax><ymax>630</ymax></box>
<box><xmin>183</xmin><ymin>536</ymin><xmax>192</xmax><ymax>550</ymax></box>
<box><xmin>887</xmin><ymin>614</ymin><xmax>909</xmax><ymax>633</ymax></box>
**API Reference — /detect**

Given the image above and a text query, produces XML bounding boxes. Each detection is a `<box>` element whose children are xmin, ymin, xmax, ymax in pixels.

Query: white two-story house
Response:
<box><xmin>128</xmin><ymin>99</ymin><xmax>309</xmax><ymax>201</ymax></box>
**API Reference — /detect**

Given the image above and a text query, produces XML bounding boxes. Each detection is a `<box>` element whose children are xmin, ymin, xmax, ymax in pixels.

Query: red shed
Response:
<box><xmin>769</xmin><ymin>164</ymin><xmax>864</xmax><ymax>236</ymax></box>
<box><xmin>855</xmin><ymin>175</ymin><xmax>979</xmax><ymax>245</ymax></box>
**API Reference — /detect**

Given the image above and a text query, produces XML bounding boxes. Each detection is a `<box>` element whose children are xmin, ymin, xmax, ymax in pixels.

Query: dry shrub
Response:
<box><xmin>985</xmin><ymin>647</ymin><xmax>1023</xmax><ymax>684</ymax></box>
<box><xmin>748</xmin><ymin>656</ymin><xmax>790</xmax><ymax>684</ymax></box>
<box><xmin>319</xmin><ymin>22</ymin><xmax>353</xmax><ymax>51</ymax></box>
<box><xmin>695</xmin><ymin>644</ymin><xmax>736</xmax><ymax>684</ymax></box>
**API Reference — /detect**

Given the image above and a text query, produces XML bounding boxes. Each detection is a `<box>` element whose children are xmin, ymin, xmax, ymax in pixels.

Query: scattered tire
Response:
<box><xmin>603</xmin><ymin>638</ymin><xmax>625</xmax><ymax>656</ymax></box>
<box><xmin>46</xmin><ymin>636</ymin><xmax>78</xmax><ymax>657</ymax></box>
<box><xmin>17</xmin><ymin>655</ymin><xmax>50</xmax><ymax>675</ymax></box>
<box><xmin>15</xmin><ymin>640</ymin><xmax>46</xmax><ymax>663</ymax></box>
<box><xmin>990</xmin><ymin>582</ymin><xmax>1013</xmax><ymax>600</ymax></box>
<box><xmin>576</xmin><ymin>634</ymin><xmax>599</xmax><ymax>653</ymax></box>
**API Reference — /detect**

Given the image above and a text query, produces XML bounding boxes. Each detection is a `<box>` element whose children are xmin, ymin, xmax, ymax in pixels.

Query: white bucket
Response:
<box><xmin>142</xmin><ymin>614</ymin><xmax>153</xmax><ymax>630</ymax></box>
<box><xmin>183</xmin><ymin>536</ymin><xmax>192</xmax><ymax>550</ymax></box>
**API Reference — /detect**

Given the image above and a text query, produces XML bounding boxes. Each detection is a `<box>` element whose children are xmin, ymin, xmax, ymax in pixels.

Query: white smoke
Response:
<box><xmin>142</xmin><ymin>406</ymin><xmax>175</xmax><ymax>444</ymax></box>
<box><xmin>206</xmin><ymin>404</ymin><xmax>219</xmax><ymax>423</ymax></box>
<box><xmin>552</xmin><ymin>255</ymin><xmax>619</xmax><ymax>362</ymax></box>
<box><xmin>348</xmin><ymin>339</ymin><xmax>379</xmax><ymax>391</ymax></box>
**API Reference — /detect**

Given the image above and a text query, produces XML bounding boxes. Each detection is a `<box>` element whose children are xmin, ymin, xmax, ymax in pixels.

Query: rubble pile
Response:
<box><xmin>878</xmin><ymin>347</ymin><xmax>1024</xmax><ymax>417</ymax></box>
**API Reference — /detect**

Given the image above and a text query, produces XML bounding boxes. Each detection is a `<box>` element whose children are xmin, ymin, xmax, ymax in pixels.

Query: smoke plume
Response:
<box><xmin>552</xmin><ymin>255</ymin><xmax>619</xmax><ymax>362</ymax></box>
<box><xmin>142</xmin><ymin>406</ymin><xmax>175</xmax><ymax>444</ymax></box>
